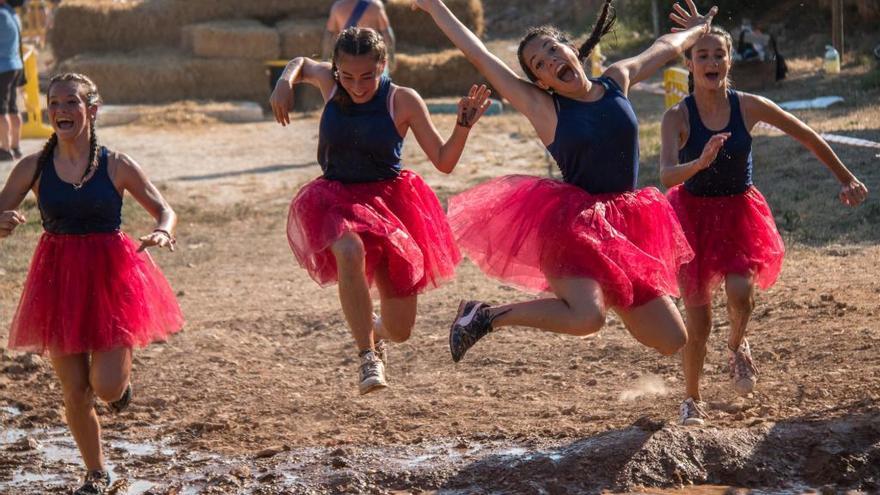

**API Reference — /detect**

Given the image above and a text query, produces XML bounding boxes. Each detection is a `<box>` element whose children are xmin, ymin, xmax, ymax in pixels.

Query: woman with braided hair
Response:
<box><xmin>0</xmin><ymin>73</ymin><xmax>183</xmax><ymax>495</ymax></box>
<box><xmin>410</xmin><ymin>0</ymin><xmax>716</xmax><ymax>363</ymax></box>
<box><xmin>270</xmin><ymin>27</ymin><xmax>492</xmax><ymax>394</ymax></box>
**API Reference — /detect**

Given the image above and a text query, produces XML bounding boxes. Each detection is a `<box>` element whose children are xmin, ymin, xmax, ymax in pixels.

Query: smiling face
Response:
<box><xmin>686</xmin><ymin>33</ymin><xmax>733</xmax><ymax>91</ymax></box>
<box><xmin>335</xmin><ymin>52</ymin><xmax>385</xmax><ymax>104</ymax></box>
<box><xmin>46</xmin><ymin>81</ymin><xmax>97</xmax><ymax>140</ymax></box>
<box><xmin>520</xmin><ymin>34</ymin><xmax>588</xmax><ymax>94</ymax></box>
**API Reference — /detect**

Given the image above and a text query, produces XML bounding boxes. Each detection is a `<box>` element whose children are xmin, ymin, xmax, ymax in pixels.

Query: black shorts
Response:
<box><xmin>0</xmin><ymin>70</ymin><xmax>22</xmax><ymax>115</ymax></box>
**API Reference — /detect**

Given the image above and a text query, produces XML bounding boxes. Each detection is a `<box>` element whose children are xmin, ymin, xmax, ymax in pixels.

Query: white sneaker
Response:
<box><xmin>358</xmin><ymin>350</ymin><xmax>388</xmax><ymax>395</ymax></box>
<box><xmin>679</xmin><ymin>397</ymin><xmax>708</xmax><ymax>426</ymax></box>
<box><xmin>729</xmin><ymin>339</ymin><xmax>758</xmax><ymax>396</ymax></box>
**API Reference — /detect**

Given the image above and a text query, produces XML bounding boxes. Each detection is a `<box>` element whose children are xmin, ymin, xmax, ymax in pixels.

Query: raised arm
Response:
<box><xmin>0</xmin><ymin>155</ymin><xmax>38</xmax><ymax>239</ymax></box>
<box><xmin>395</xmin><ymin>84</ymin><xmax>492</xmax><ymax>174</ymax></box>
<box><xmin>269</xmin><ymin>57</ymin><xmax>336</xmax><ymax>126</ymax></box>
<box><xmin>658</xmin><ymin>104</ymin><xmax>729</xmax><ymax>188</ymax></box>
<box><xmin>605</xmin><ymin>0</ymin><xmax>717</xmax><ymax>94</ymax></box>
<box><xmin>111</xmin><ymin>152</ymin><xmax>177</xmax><ymax>252</ymax></box>
<box><xmin>742</xmin><ymin>93</ymin><xmax>868</xmax><ymax>207</ymax></box>
<box><xmin>411</xmin><ymin>0</ymin><xmax>553</xmax><ymax>125</ymax></box>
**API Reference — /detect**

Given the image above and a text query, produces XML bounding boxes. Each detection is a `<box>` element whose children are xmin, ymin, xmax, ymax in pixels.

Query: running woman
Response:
<box><xmin>270</xmin><ymin>27</ymin><xmax>492</xmax><ymax>394</ymax></box>
<box><xmin>0</xmin><ymin>73</ymin><xmax>184</xmax><ymax>495</ymax></box>
<box><xmin>659</xmin><ymin>27</ymin><xmax>868</xmax><ymax>426</ymax></box>
<box><xmin>411</xmin><ymin>0</ymin><xmax>715</xmax><ymax>362</ymax></box>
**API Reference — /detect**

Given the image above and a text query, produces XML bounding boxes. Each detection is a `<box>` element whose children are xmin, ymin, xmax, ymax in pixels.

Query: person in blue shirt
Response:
<box><xmin>0</xmin><ymin>0</ymin><xmax>24</xmax><ymax>161</ymax></box>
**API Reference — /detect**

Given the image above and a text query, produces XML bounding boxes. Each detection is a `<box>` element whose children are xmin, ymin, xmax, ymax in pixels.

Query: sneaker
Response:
<box><xmin>108</xmin><ymin>383</ymin><xmax>132</xmax><ymax>414</ymax></box>
<box><xmin>358</xmin><ymin>350</ymin><xmax>388</xmax><ymax>395</ymax></box>
<box><xmin>74</xmin><ymin>470</ymin><xmax>111</xmax><ymax>495</ymax></box>
<box><xmin>679</xmin><ymin>398</ymin><xmax>708</xmax><ymax>426</ymax></box>
<box><xmin>449</xmin><ymin>300</ymin><xmax>493</xmax><ymax>363</ymax></box>
<box><xmin>374</xmin><ymin>338</ymin><xmax>388</xmax><ymax>366</ymax></box>
<box><xmin>729</xmin><ymin>339</ymin><xmax>758</xmax><ymax>396</ymax></box>
<box><xmin>0</xmin><ymin>149</ymin><xmax>13</xmax><ymax>161</ymax></box>
<box><xmin>11</xmin><ymin>147</ymin><xmax>21</xmax><ymax>159</ymax></box>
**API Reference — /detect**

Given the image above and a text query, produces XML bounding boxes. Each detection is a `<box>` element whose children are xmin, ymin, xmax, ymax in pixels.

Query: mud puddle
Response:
<box><xmin>2</xmin><ymin>411</ymin><xmax>878</xmax><ymax>494</ymax></box>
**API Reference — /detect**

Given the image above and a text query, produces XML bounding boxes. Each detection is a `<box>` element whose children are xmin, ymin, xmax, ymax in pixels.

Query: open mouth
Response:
<box><xmin>705</xmin><ymin>71</ymin><xmax>721</xmax><ymax>82</ymax></box>
<box><xmin>55</xmin><ymin>118</ymin><xmax>75</xmax><ymax>130</ymax></box>
<box><xmin>556</xmin><ymin>64</ymin><xmax>575</xmax><ymax>83</ymax></box>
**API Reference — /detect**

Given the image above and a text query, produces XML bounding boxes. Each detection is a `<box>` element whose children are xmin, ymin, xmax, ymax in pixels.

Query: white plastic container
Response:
<box><xmin>824</xmin><ymin>45</ymin><xmax>841</xmax><ymax>74</ymax></box>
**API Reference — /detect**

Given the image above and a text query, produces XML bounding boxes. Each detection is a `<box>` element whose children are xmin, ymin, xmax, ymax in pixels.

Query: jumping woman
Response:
<box><xmin>270</xmin><ymin>27</ymin><xmax>491</xmax><ymax>394</ymax></box>
<box><xmin>659</xmin><ymin>27</ymin><xmax>868</xmax><ymax>425</ymax></box>
<box><xmin>0</xmin><ymin>73</ymin><xmax>183</xmax><ymax>495</ymax></box>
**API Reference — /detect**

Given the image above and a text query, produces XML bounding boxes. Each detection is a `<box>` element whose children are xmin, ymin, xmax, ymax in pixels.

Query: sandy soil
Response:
<box><xmin>1</xmin><ymin>68</ymin><xmax>879</xmax><ymax>494</ymax></box>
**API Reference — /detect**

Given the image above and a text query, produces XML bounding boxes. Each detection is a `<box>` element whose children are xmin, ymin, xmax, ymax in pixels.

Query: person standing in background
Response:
<box><xmin>0</xmin><ymin>0</ymin><xmax>24</xmax><ymax>161</ymax></box>
<box><xmin>323</xmin><ymin>0</ymin><xmax>395</xmax><ymax>71</ymax></box>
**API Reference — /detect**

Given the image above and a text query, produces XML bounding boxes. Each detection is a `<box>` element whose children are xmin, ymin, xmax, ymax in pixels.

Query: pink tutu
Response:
<box><xmin>287</xmin><ymin>170</ymin><xmax>461</xmax><ymax>298</ymax></box>
<box><xmin>7</xmin><ymin>232</ymin><xmax>184</xmax><ymax>356</ymax></box>
<box><xmin>448</xmin><ymin>175</ymin><xmax>694</xmax><ymax>309</ymax></box>
<box><xmin>667</xmin><ymin>185</ymin><xmax>785</xmax><ymax>305</ymax></box>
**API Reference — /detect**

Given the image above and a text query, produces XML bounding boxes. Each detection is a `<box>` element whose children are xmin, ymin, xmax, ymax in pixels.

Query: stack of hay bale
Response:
<box><xmin>52</xmin><ymin>0</ymin><xmax>485</xmax><ymax>107</ymax></box>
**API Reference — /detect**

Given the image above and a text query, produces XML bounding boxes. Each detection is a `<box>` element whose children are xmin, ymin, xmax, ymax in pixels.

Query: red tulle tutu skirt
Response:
<box><xmin>287</xmin><ymin>170</ymin><xmax>461</xmax><ymax>298</ymax></box>
<box><xmin>7</xmin><ymin>232</ymin><xmax>184</xmax><ymax>356</ymax></box>
<box><xmin>447</xmin><ymin>175</ymin><xmax>694</xmax><ymax>309</ymax></box>
<box><xmin>667</xmin><ymin>185</ymin><xmax>785</xmax><ymax>305</ymax></box>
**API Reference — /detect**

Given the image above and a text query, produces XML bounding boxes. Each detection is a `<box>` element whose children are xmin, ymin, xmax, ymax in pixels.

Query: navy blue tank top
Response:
<box><xmin>546</xmin><ymin>76</ymin><xmax>640</xmax><ymax>194</ymax></box>
<box><xmin>38</xmin><ymin>146</ymin><xmax>122</xmax><ymax>234</ymax></box>
<box><xmin>680</xmin><ymin>90</ymin><xmax>753</xmax><ymax>196</ymax></box>
<box><xmin>317</xmin><ymin>75</ymin><xmax>403</xmax><ymax>184</ymax></box>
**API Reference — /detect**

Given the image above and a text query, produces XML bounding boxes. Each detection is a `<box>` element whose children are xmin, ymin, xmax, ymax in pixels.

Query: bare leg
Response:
<box><xmin>725</xmin><ymin>274</ymin><xmax>754</xmax><ymax>351</ymax></box>
<box><xmin>50</xmin><ymin>353</ymin><xmax>104</xmax><ymax>472</ymax></box>
<box><xmin>331</xmin><ymin>232</ymin><xmax>374</xmax><ymax>352</ymax></box>
<box><xmin>89</xmin><ymin>347</ymin><xmax>132</xmax><ymax>403</ymax></box>
<box><xmin>9</xmin><ymin>111</ymin><xmax>21</xmax><ymax>151</ymax></box>
<box><xmin>615</xmin><ymin>296</ymin><xmax>688</xmax><ymax>356</ymax></box>
<box><xmin>681</xmin><ymin>303</ymin><xmax>712</xmax><ymax>401</ymax></box>
<box><xmin>0</xmin><ymin>114</ymin><xmax>10</xmax><ymax>150</ymax></box>
<box><xmin>374</xmin><ymin>262</ymin><xmax>417</xmax><ymax>343</ymax></box>
<box><xmin>488</xmin><ymin>277</ymin><xmax>606</xmax><ymax>336</ymax></box>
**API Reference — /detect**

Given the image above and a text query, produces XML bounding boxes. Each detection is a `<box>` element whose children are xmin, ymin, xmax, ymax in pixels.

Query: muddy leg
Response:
<box><xmin>682</xmin><ymin>303</ymin><xmax>712</xmax><ymax>401</ymax></box>
<box><xmin>50</xmin><ymin>352</ymin><xmax>104</xmax><ymax>471</ymax></box>
<box><xmin>725</xmin><ymin>274</ymin><xmax>755</xmax><ymax>351</ymax></box>
<box><xmin>331</xmin><ymin>232</ymin><xmax>374</xmax><ymax>352</ymax></box>
<box><xmin>616</xmin><ymin>296</ymin><xmax>688</xmax><ymax>356</ymax></box>
<box><xmin>89</xmin><ymin>347</ymin><xmax>132</xmax><ymax>404</ymax></box>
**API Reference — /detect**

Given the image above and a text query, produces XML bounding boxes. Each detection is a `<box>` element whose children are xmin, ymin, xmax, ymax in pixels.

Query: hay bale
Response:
<box><xmin>386</xmin><ymin>0</ymin><xmax>483</xmax><ymax>50</ymax></box>
<box><xmin>392</xmin><ymin>49</ymin><xmax>486</xmax><ymax>98</ymax></box>
<box><xmin>58</xmin><ymin>51</ymin><xmax>269</xmax><ymax>104</ymax></box>
<box><xmin>183</xmin><ymin>20</ymin><xmax>280</xmax><ymax>60</ymax></box>
<box><xmin>277</xmin><ymin>18</ymin><xmax>325</xmax><ymax>59</ymax></box>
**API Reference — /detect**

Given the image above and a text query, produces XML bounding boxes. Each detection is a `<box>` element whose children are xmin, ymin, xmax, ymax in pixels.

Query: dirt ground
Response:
<box><xmin>1</xmin><ymin>60</ymin><xmax>880</xmax><ymax>494</ymax></box>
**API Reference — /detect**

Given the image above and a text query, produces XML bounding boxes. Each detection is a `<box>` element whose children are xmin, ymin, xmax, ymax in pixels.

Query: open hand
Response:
<box><xmin>838</xmin><ymin>179</ymin><xmax>868</xmax><ymax>207</ymax></box>
<box><xmin>0</xmin><ymin>210</ymin><xmax>25</xmax><ymax>239</ymax></box>
<box><xmin>456</xmin><ymin>84</ymin><xmax>492</xmax><ymax>129</ymax></box>
<box><xmin>270</xmin><ymin>79</ymin><xmax>295</xmax><ymax>127</ymax></box>
<box><xmin>697</xmin><ymin>132</ymin><xmax>730</xmax><ymax>169</ymax></box>
<box><xmin>138</xmin><ymin>230</ymin><xmax>175</xmax><ymax>252</ymax></box>
<box><xmin>670</xmin><ymin>0</ymin><xmax>718</xmax><ymax>34</ymax></box>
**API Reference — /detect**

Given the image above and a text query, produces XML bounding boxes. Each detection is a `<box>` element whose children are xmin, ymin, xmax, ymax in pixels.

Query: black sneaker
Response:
<box><xmin>449</xmin><ymin>300</ymin><xmax>494</xmax><ymax>363</ymax></box>
<box><xmin>74</xmin><ymin>470</ymin><xmax>111</xmax><ymax>495</ymax></box>
<box><xmin>108</xmin><ymin>383</ymin><xmax>132</xmax><ymax>413</ymax></box>
<box><xmin>11</xmin><ymin>148</ymin><xmax>22</xmax><ymax>159</ymax></box>
<box><xmin>0</xmin><ymin>149</ymin><xmax>13</xmax><ymax>161</ymax></box>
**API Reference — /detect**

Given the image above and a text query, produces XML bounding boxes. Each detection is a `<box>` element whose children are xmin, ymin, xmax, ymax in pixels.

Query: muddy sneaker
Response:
<box><xmin>679</xmin><ymin>398</ymin><xmax>708</xmax><ymax>426</ymax></box>
<box><xmin>108</xmin><ymin>383</ymin><xmax>132</xmax><ymax>414</ymax></box>
<box><xmin>74</xmin><ymin>470</ymin><xmax>111</xmax><ymax>495</ymax></box>
<box><xmin>729</xmin><ymin>339</ymin><xmax>758</xmax><ymax>396</ymax></box>
<box><xmin>449</xmin><ymin>300</ymin><xmax>495</xmax><ymax>363</ymax></box>
<box><xmin>374</xmin><ymin>339</ymin><xmax>388</xmax><ymax>366</ymax></box>
<box><xmin>358</xmin><ymin>350</ymin><xmax>388</xmax><ymax>395</ymax></box>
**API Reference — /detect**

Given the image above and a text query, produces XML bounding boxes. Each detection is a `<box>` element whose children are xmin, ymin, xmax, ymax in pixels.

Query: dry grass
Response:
<box><xmin>393</xmin><ymin>49</ymin><xmax>486</xmax><ymax>97</ymax></box>
<box><xmin>386</xmin><ymin>0</ymin><xmax>484</xmax><ymax>50</ymax></box>
<box><xmin>277</xmin><ymin>18</ymin><xmax>325</xmax><ymax>59</ymax></box>
<box><xmin>182</xmin><ymin>20</ymin><xmax>280</xmax><ymax>60</ymax></box>
<box><xmin>58</xmin><ymin>51</ymin><xmax>268</xmax><ymax>104</ymax></box>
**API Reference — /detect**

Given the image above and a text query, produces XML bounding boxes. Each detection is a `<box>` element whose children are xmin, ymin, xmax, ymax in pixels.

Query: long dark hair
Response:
<box><xmin>31</xmin><ymin>73</ymin><xmax>102</xmax><ymax>189</ymax></box>
<box><xmin>331</xmin><ymin>27</ymin><xmax>388</xmax><ymax>109</ymax></box>
<box><xmin>517</xmin><ymin>0</ymin><xmax>616</xmax><ymax>84</ymax></box>
<box><xmin>684</xmin><ymin>26</ymin><xmax>734</xmax><ymax>93</ymax></box>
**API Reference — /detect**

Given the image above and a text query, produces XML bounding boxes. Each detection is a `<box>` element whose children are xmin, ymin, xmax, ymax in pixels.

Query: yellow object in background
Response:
<box><xmin>663</xmin><ymin>67</ymin><xmax>689</xmax><ymax>109</ymax></box>
<box><xmin>590</xmin><ymin>44</ymin><xmax>605</xmax><ymax>77</ymax></box>
<box><xmin>21</xmin><ymin>47</ymin><xmax>53</xmax><ymax>140</ymax></box>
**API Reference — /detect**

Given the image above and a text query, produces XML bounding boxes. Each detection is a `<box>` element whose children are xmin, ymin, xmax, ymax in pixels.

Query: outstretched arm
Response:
<box><xmin>411</xmin><ymin>0</ymin><xmax>553</xmax><ymax>129</ymax></box>
<box><xmin>605</xmin><ymin>0</ymin><xmax>717</xmax><ymax>94</ymax></box>
<box><xmin>0</xmin><ymin>155</ymin><xmax>37</xmax><ymax>239</ymax></box>
<box><xmin>269</xmin><ymin>57</ymin><xmax>336</xmax><ymax>126</ymax></box>
<box><xmin>743</xmin><ymin>94</ymin><xmax>868</xmax><ymax>207</ymax></box>
<box><xmin>397</xmin><ymin>85</ymin><xmax>492</xmax><ymax>174</ymax></box>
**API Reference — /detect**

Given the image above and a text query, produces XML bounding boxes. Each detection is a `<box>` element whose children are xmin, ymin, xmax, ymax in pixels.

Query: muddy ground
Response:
<box><xmin>1</xmin><ymin>60</ymin><xmax>880</xmax><ymax>494</ymax></box>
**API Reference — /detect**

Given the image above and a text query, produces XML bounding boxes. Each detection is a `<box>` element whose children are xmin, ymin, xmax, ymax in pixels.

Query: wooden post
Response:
<box><xmin>832</xmin><ymin>0</ymin><xmax>844</xmax><ymax>57</ymax></box>
<box><xmin>651</xmin><ymin>0</ymin><xmax>660</xmax><ymax>38</ymax></box>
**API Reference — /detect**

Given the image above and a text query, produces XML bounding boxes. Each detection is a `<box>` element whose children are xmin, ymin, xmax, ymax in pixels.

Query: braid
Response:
<box><xmin>83</xmin><ymin>118</ymin><xmax>99</xmax><ymax>184</ymax></box>
<box><xmin>30</xmin><ymin>133</ymin><xmax>58</xmax><ymax>190</ymax></box>
<box><xmin>577</xmin><ymin>0</ymin><xmax>616</xmax><ymax>62</ymax></box>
